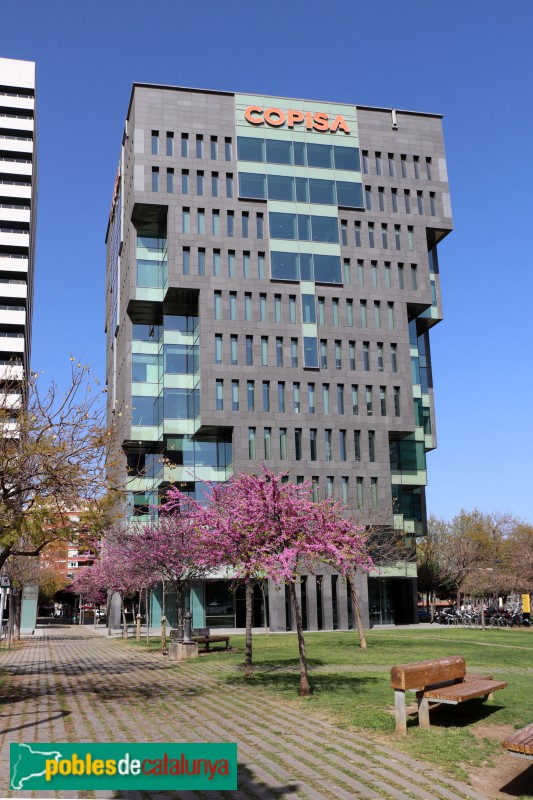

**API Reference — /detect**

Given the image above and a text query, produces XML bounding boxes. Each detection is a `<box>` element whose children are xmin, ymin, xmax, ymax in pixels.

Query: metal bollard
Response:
<box><xmin>183</xmin><ymin>610</ymin><xmax>192</xmax><ymax>643</ymax></box>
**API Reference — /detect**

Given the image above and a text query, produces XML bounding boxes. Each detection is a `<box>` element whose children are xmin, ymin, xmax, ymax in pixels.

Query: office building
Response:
<box><xmin>0</xmin><ymin>57</ymin><xmax>36</xmax><ymax>396</ymax></box>
<box><xmin>105</xmin><ymin>85</ymin><xmax>452</xmax><ymax>630</ymax></box>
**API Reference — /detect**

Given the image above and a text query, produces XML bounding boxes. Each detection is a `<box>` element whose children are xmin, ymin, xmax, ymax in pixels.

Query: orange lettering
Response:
<box><xmin>330</xmin><ymin>114</ymin><xmax>350</xmax><ymax>134</ymax></box>
<box><xmin>244</xmin><ymin>106</ymin><xmax>264</xmax><ymax>125</ymax></box>
<box><xmin>264</xmin><ymin>108</ymin><xmax>285</xmax><ymax>127</ymax></box>
<box><xmin>305</xmin><ymin>112</ymin><xmax>313</xmax><ymax>129</ymax></box>
<box><xmin>313</xmin><ymin>112</ymin><xmax>329</xmax><ymax>131</ymax></box>
<box><xmin>287</xmin><ymin>110</ymin><xmax>304</xmax><ymax>128</ymax></box>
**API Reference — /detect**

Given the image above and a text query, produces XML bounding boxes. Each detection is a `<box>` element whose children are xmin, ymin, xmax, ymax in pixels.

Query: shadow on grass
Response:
<box><xmin>223</xmin><ymin>668</ymin><xmax>381</xmax><ymax>697</ymax></box>
<box><xmin>406</xmin><ymin>698</ymin><xmax>504</xmax><ymax>730</ymax></box>
<box><xmin>499</xmin><ymin>763</ymin><xmax>533</xmax><ymax>798</ymax></box>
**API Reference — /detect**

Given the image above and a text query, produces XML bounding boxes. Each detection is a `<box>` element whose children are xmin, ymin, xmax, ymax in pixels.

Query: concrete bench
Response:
<box><xmin>391</xmin><ymin>655</ymin><xmax>507</xmax><ymax>735</ymax></box>
<box><xmin>503</xmin><ymin>723</ymin><xmax>533</xmax><ymax>762</ymax></box>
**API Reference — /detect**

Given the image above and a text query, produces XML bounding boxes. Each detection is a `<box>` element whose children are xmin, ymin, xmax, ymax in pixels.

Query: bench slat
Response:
<box><xmin>424</xmin><ymin>678</ymin><xmax>507</xmax><ymax>703</ymax></box>
<box><xmin>391</xmin><ymin>656</ymin><xmax>465</xmax><ymax>690</ymax></box>
<box><xmin>503</xmin><ymin>724</ymin><xmax>533</xmax><ymax>755</ymax></box>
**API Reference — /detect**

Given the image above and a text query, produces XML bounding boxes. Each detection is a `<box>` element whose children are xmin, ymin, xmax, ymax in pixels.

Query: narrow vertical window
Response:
<box><xmin>276</xmin><ymin>337</ymin><xmax>283</xmax><ymax>367</ymax></box>
<box><xmin>166</xmin><ymin>132</ymin><xmax>174</xmax><ymax>156</ymax></box>
<box><xmin>228</xmin><ymin>251</ymin><xmax>235</xmax><ymax>277</ymax></box>
<box><xmin>365</xmin><ymin>186</ymin><xmax>372</xmax><ymax>210</ymax></box>
<box><xmin>212</xmin><ymin>210</ymin><xmax>220</xmax><ymax>236</ymax></box>
<box><xmin>384</xmin><ymin>261</ymin><xmax>391</xmax><ymax>288</ymax></box>
<box><xmin>377</xmin><ymin>343</ymin><xmax>384</xmax><ymax>372</ymax></box>
<box><xmin>404</xmin><ymin>190</ymin><xmax>411</xmax><ymax>214</ymax></box>
<box><xmin>413</xmin><ymin>155</ymin><xmax>420</xmax><ymax>179</ymax></box>
<box><xmin>349</xmin><ymin>341</ymin><xmax>356</xmax><ymax>370</ymax></box>
<box><xmin>183</xmin><ymin>247</ymin><xmax>190</xmax><ymax>276</ymax></box>
<box><xmin>371</xmin><ymin>261</ymin><xmax>378</xmax><ymax>288</ymax></box>
<box><xmin>261</xmin><ymin>336</ymin><xmax>268</xmax><ymax>366</ymax></box>
<box><xmin>196</xmin><ymin>134</ymin><xmax>203</xmax><ymax>158</ymax></box>
<box><xmin>295</xmin><ymin>429</ymin><xmax>302</xmax><ymax>461</ymax></box>
<box><xmin>232</xmin><ymin>380</ymin><xmax>239</xmax><ymax>411</ymax></box>
<box><xmin>407</xmin><ymin>226</ymin><xmax>414</xmax><ymax>251</ymax></box>
<box><xmin>310</xmin><ymin>429</ymin><xmax>317</xmax><ymax>461</ymax></box>
<box><xmin>260</xmin><ymin>294</ymin><xmax>267</xmax><ymax>322</ymax></box>
<box><xmin>388</xmin><ymin>153</ymin><xmax>395</xmax><ymax>177</ymax></box>
<box><xmin>256</xmin><ymin>213</ymin><xmax>264</xmax><ymax>239</ymax></box>
<box><xmin>354</xmin><ymin>430</ymin><xmax>361</xmax><ymax>461</ymax></box>
<box><xmin>371</xmin><ymin>477</ymin><xmax>378</xmax><ymax>510</ymax></box>
<box><xmin>417</xmin><ymin>191</ymin><xmax>424</xmax><ymax>215</ymax></box>
<box><xmin>346</xmin><ymin>299</ymin><xmax>353</xmax><ymax>327</ymax></box>
<box><xmin>151</xmin><ymin>130</ymin><xmax>159</xmax><ymax>155</ymax></box>
<box><xmin>429</xmin><ymin>192</ymin><xmax>436</xmax><ymax>216</ymax></box>
<box><xmin>332</xmin><ymin>299</ymin><xmax>339</xmax><ymax>326</ymax></box>
<box><xmin>341</xmin><ymin>220</ymin><xmax>348</xmax><ymax>246</ymax></box>
<box><xmin>387</xmin><ymin>302</ymin><xmax>395</xmax><ymax>330</ymax></box>
<box><xmin>247</xmin><ymin>380</ymin><xmax>255</xmax><ymax>411</ymax></box>
<box><xmin>181</xmin><ymin>169</ymin><xmax>189</xmax><ymax>194</ymax></box>
<box><xmin>225</xmin><ymin>137</ymin><xmax>232</xmax><ymax>161</ymax></box>
<box><xmin>227</xmin><ymin>211</ymin><xmax>234</xmax><ymax>237</ymax></box>
<box><xmin>181</xmin><ymin>133</ymin><xmax>189</xmax><ymax>157</ymax></box>
<box><xmin>210</xmin><ymin>136</ymin><xmax>218</xmax><ymax>160</ymax></box>
<box><xmin>229</xmin><ymin>291</ymin><xmax>236</xmax><ymax>321</ymax></box>
<box><xmin>166</xmin><ymin>168</ymin><xmax>174</xmax><ymax>193</ymax></box>
<box><xmin>394</xmin><ymin>386</ymin><xmax>401</xmax><ymax>417</ymax></box>
<box><xmin>426</xmin><ymin>157</ymin><xmax>432</xmax><ymax>180</ymax></box>
<box><xmin>277</xmin><ymin>382</ymin><xmax>285</xmax><ymax>413</ymax></box>
<box><xmin>226</xmin><ymin>173</ymin><xmax>233</xmax><ymax>198</ymax></box>
<box><xmin>210</xmin><ymin>172</ymin><xmax>218</xmax><ymax>197</ymax></box>
<box><xmin>308</xmin><ymin>383</ymin><xmax>316</xmax><ymax>413</ymax></box>
<box><xmin>362</xmin><ymin>150</ymin><xmax>369</xmax><ymax>173</ymax></box>
<box><xmin>317</xmin><ymin>297</ymin><xmax>325</xmax><ymax>326</ymax></box>
<box><xmin>368</xmin><ymin>431</ymin><xmax>375</xmax><ymax>462</ymax></box>
<box><xmin>335</xmin><ymin>340</ymin><xmax>342</xmax><ymax>369</ymax></box>
<box><xmin>325</xmin><ymin>430</ymin><xmax>332</xmax><ymax>461</ymax></box>
<box><xmin>368</xmin><ymin>222</ymin><xmax>375</xmax><ymax>248</ymax></box>
<box><xmin>363</xmin><ymin>342</ymin><xmax>370</xmax><ymax>371</ymax></box>
<box><xmin>394</xmin><ymin>225</ymin><xmax>401</xmax><ymax>250</ymax></box>
<box><xmin>196</xmin><ymin>171</ymin><xmax>204</xmax><ymax>196</ymax></box>
<box><xmin>339</xmin><ymin>430</ymin><xmax>347</xmax><ymax>460</ymax></box>
<box><xmin>411</xmin><ymin>264</ymin><xmax>418</xmax><ymax>290</ymax></box>
<box><xmin>391</xmin><ymin>343</ymin><xmax>398</xmax><ymax>373</ymax></box>
<box><xmin>337</xmin><ymin>384</ymin><xmax>345</xmax><ymax>415</ymax></box>
<box><xmin>289</xmin><ymin>295</ymin><xmax>297</xmax><ymax>324</ymax></box>
<box><xmin>197</xmin><ymin>208</ymin><xmax>205</xmax><ymax>235</ymax></box>
<box><xmin>293</xmin><ymin>383</ymin><xmax>300</xmax><ymax>413</ymax></box>
<box><xmin>264</xmin><ymin>427</ymin><xmax>272</xmax><ymax>459</ymax></box>
<box><xmin>198</xmin><ymin>248</ymin><xmax>205</xmax><ymax>276</ymax></box>
<box><xmin>357</xmin><ymin>477</ymin><xmax>364</xmax><ymax>510</ymax></box>
<box><xmin>342</xmin><ymin>477</ymin><xmax>349</xmax><ymax>504</ymax></box>
<box><xmin>391</xmin><ymin>188</ymin><xmax>398</xmax><ymax>213</ymax></box>
<box><xmin>401</xmin><ymin>154</ymin><xmax>407</xmax><ymax>178</ymax></box>
<box><xmin>246</xmin><ymin>335</ymin><xmax>253</xmax><ymax>365</ymax></box>
<box><xmin>248</xmin><ymin>427</ymin><xmax>256</xmax><ymax>459</ymax></box>
<box><xmin>322</xmin><ymin>384</ymin><xmax>330</xmax><ymax>414</ymax></box>
<box><xmin>343</xmin><ymin>258</ymin><xmax>351</xmax><ymax>285</ymax></box>
<box><xmin>279</xmin><ymin>428</ymin><xmax>287</xmax><ymax>460</ymax></box>
<box><xmin>366</xmin><ymin>385</ymin><xmax>373</xmax><ymax>416</ymax></box>
<box><xmin>398</xmin><ymin>263</ymin><xmax>404</xmax><ymax>289</ymax></box>
<box><xmin>352</xmin><ymin>385</ymin><xmax>359</xmax><ymax>415</ymax></box>
<box><xmin>381</xmin><ymin>224</ymin><xmax>388</xmax><ymax>249</ymax></box>
<box><xmin>378</xmin><ymin>187</ymin><xmax>385</xmax><ymax>211</ymax></box>
<box><xmin>214</xmin><ymin>334</ymin><xmax>222</xmax><ymax>364</ymax></box>
<box><xmin>230</xmin><ymin>334</ymin><xmax>238</xmax><ymax>365</ymax></box>
<box><xmin>374</xmin><ymin>301</ymin><xmax>381</xmax><ymax>329</ymax></box>
<box><xmin>274</xmin><ymin>294</ymin><xmax>282</xmax><ymax>324</ymax></box>
<box><xmin>214</xmin><ymin>291</ymin><xmax>222</xmax><ymax>319</ymax></box>
<box><xmin>262</xmin><ymin>381</ymin><xmax>270</xmax><ymax>412</ymax></box>
<box><xmin>151</xmin><ymin>167</ymin><xmax>159</xmax><ymax>192</ymax></box>
<box><xmin>242</xmin><ymin>211</ymin><xmax>249</xmax><ymax>238</ymax></box>
<box><xmin>380</xmin><ymin>386</ymin><xmax>387</xmax><ymax>416</ymax></box>
<box><xmin>244</xmin><ymin>293</ymin><xmax>252</xmax><ymax>322</ymax></box>
<box><xmin>375</xmin><ymin>151</ymin><xmax>382</xmax><ymax>175</ymax></box>
<box><xmin>354</xmin><ymin>222</ymin><xmax>361</xmax><ymax>247</ymax></box>
<box><xmin>360</xmin><ymin>300</ymin><xmax>367</xmax><ymax>328</ymax></box>
<box><xmin>320</xmin><ymin>339</ymin><xmax>327</xmax><ymax>369</ymax></box>
<box><xmin>357</xmin><ymin>260</ymin><xmax>364</xmax><ymax>286</ymax></box>
<box><xmin>243</xmin><ymin>252</ymin><xmax>250</xmax><ymax>279</ymax></box>
<box><xmin>291</xmin><ymin>338</ymin><xmax>299</xmax><ymax>367</ymax></box>
<box><xmin>216</xmin><ymin>379</ymin><xmax>224</xmax><ymax>411</ymax></box>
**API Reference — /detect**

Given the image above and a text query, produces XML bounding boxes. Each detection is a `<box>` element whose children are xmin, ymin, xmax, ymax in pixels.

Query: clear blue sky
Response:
<box><xmin>1</xmin><ymin>0</ymin><xmax>532</xmax><ymax>522</ymax></box>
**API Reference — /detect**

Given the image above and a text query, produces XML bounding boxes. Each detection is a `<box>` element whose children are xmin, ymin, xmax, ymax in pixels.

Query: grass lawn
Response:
<box><xmin>125</xmin><ymin>626</ymin><xmax>533</xmax><ymax>788</ymax></box>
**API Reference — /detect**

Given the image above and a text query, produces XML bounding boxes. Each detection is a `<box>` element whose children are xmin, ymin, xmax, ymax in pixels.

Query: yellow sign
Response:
<box><xmin>522</xmin><ymin>594</ymin><xmax>531</xmax><ymax>614</ymax></box>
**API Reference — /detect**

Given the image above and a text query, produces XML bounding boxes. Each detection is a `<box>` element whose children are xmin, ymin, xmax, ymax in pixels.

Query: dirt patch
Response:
<box><xmin>468</xmin><ymin>724</ymin><xmax>533</xmax><ymax>798</ymax></box>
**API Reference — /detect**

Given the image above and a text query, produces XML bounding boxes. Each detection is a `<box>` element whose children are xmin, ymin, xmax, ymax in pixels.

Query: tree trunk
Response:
<box><xmin>13</xmin><ymin>591</ymin><xmax>21</xmax><ymax>641</ymax></box>
<box><xmin>121</xmin><ymin>595</ymin><xmax>127</xmax><ymax>637</ymax></box>
<box><xmin>176</xmin><ymin>584</ymin><xmax>183</xmax><ymax>639</ymax></box>
<box><xmin>161</xmin><ymin>579</ymin><xmax>167</xmax><ymax>654</ymax></box>
<box><xmin>348</xmin><ymin>572</ymin><xmax>367</xmax><ymax>649</ymax></box>
<box><xmin>146</xmin><ymin>588</ymin><xmax>150</xmax><ymax>645</ymax></box>
<box><xmin>6</xmin><ymin>593</ymin><xmax>13</xmax><ymax>649</ymax></box>
<box><xmin>289</xmin><ymin>582</ymin><xmax>310</xmax><ymax>696</ymax></box>
<box><xmin>430</xmin><ymin>591</ymin><xmax>436</xmax><ymax>623</ymax></box>
<box><xmin>244</xmin><ymin>577</ymin><xmax>253</xmax><ymax>680</ymax></box>
<box><xmin>260</xmin><ymin>581</ymin><xmax>269</xmax><ymax>633</ymax></box>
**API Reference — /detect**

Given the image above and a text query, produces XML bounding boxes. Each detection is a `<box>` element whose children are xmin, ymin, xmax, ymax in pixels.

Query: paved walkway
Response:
<box><xmin>0</xmin><ymin>628</ymin><xmax>489</xmax><ymax>800</ymax></box>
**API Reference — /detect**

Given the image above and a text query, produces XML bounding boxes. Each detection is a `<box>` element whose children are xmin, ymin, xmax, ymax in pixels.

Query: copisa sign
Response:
<box><xmin>244</xmin><ymin>106</ymin><xmax>351</xmax><ymax>134</ymax></box>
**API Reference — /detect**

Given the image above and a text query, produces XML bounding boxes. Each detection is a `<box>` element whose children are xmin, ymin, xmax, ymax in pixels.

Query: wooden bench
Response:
<box><xmin>390</xmin><ymin>656</ymin><xmax>507</xmax><ymax>735</ymax></box>
<box><xmin>503</xmin><ymin>723</ymin><xmax>533</xmax><ymax>762</ymax></box>
<box><xmin>193</xmin><ymin>635</ymin><xmax>230</xmax><ymax>652</ymax></box>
